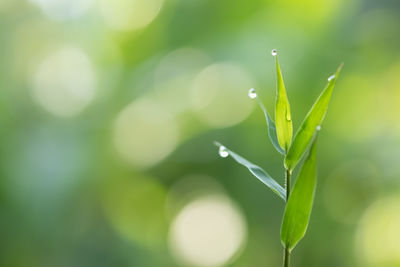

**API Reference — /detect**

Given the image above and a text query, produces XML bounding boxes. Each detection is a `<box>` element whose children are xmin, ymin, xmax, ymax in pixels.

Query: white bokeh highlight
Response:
<box><xmin>28</xmin><ymin>0</ymin><xmax>94</xmax><ymax>21</ymax></box>
<box><xmin>99</xmin><ymin>0</ymin><xmax>164</xmax><ymax>31</ymax></box>
<box><xmin>190</xmin><ymin>63</ymin><xmax>254</xmax><ymax>128</ymax></box>
<box><xmin>31</xmin><ymin>46</ymin><xmax>96</xmax><ymax>117</ymax></box>
<box><xmin>113</xmin><ymin>98</ymin><xmax>179</xmax><ymax>168</ymax></box>
<box><xmin>169</xmin><ymin>195</ymin><xmax>247</xmax><ymax>267</ymax></box>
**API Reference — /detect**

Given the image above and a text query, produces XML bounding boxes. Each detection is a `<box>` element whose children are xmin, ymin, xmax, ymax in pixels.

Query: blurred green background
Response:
<box><xmin>1</xmin><ymin>0</ymin><xmax>400</xmax><ymax>266</ymax></box>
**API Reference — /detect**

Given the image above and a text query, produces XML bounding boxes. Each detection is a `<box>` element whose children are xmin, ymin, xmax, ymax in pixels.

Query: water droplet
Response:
<box><xmin>218</xmin><ymin>146</ymin><xmax>229</xmax><ymax>158</ymax></box>
<box><xmin>316</xmin><ymin>125</ymin><xmax>321</xmax><ymax>131</ymax></box>
<box><xmin>328</xmin><ymin>75</ymin><xmax>335</xmax><ymax>82</ymax></box>
<box><xmin>248</xmin><ymin>88</ymin><xmax>257</xmax><ymax>99</ymax></box>
<box><xmin>271</xmin><ymin>49</ymin><xmax>278</xmax><ymax>57</ymax></box>
<box><xmin>286</xmin><ymin>110</ymin><xmax>291</xmax><ymax>121</ymax></box>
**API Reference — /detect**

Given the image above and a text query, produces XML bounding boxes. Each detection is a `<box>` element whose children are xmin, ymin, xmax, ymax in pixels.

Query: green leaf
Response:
<box><xmin>253</xmin><ymin>94</ymin><xmax>285</xmax><ymax>155</ymax></box>
<box><xmin>274</xmin><ymin>55</ymin><xmax>293</xmax><ymax>152</ymax></box>
<box><xmin>284</xmin><ymin>63</ymin><xmax>343</xmax><ymax>171</ymax></box>
<box><xmin>280</xmin><ymin>132</ymin><xmax>319</xmax><ymax>251</ymax></box>
<box><xmin>215</xmin><ymin>142</ymin><xmax>286</xmax><ymax>200</ymax></box>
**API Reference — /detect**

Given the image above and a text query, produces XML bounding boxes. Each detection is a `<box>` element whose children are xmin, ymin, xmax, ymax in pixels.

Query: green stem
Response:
<box><xmin>284</xmin><ymin>247</ymin><xmax>290</xmax><ymax>267</ymax></box>
<box><xmin>283</xmin><ymin>168</ymin><xmax>291</xmax><ymax>267</ymax></box>
<box><xmin>285</xmin><ymin>168</ymin><xmax>291</xmax><ymax>202</ymax></box>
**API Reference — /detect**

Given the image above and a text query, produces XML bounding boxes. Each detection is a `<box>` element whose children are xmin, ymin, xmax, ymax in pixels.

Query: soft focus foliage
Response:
<box><xmin>1</xmin><ymin>0</ymin><xmax>400</xmax><ymax>266</ymax></box>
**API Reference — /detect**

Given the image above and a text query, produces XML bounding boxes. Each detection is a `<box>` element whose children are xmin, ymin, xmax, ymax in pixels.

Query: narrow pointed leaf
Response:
<box><xmin>215</xmin><ymin>142</ymin><xmax>286</xmax><ymax>200</ymax></box>
<box><xmin>284</xmin><ymin>63</ymin><xmax>343</xmax><ymax>171</ymax></box>
<box><xmin>281</xmin><ymin>133</ymin><xmax>319</xmax><ymax>251</ymax></box>
<box><xmin>274</xmin><ymin>55</ymin><xmax>293</xmax><ymax>152</ymax></box>
<box><xmin>254</xmin><ymin>96</ymin><xmax>286</xmax><ymax>155</ymax></box>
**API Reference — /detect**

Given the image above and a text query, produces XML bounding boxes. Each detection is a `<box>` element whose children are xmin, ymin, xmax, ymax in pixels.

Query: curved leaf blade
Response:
<box><xmin>280</xmin><ymin>133</ymin><xmax>319</xmax><ymax>251</ymax></box>
<box><xmin>254</xmin><ymin>95</ymin><xmax>286</xmax><ymax>155</ymax></box>
<box><xmin>284</xmin><ymin>63</ymin><xmax>343</xmax><ymax>171</ymax></box>
<box><xmin>274</xmin><ymin>55</ymin><xmax>293</xmax><ymax>152</ymax></box>
<box><xmin>215</xmin><ymin>142</ymin><xmax>286</xmax><ymax>200</ymax></box>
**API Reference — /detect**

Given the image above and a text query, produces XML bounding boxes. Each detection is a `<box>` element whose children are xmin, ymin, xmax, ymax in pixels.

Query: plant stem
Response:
<box><xmin>285</xmin><ymin>168</ymin><xmax>291</xmax><ymax>202</ymax></box>
<box><xmin>283</xmin><ymin>168</ymin><xmax>291</xmax><ymax>266</ymax></box>
<box><xmin>284</xmin><ymin>247</ymin><xmax>290</xmax><ymax>267</ymax></box>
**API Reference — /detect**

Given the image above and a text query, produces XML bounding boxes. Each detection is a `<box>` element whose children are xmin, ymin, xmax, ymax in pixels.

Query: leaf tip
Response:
<box><xmin>335</xmin><ymin>62</ymin><xmax>344</xmax><ymax>77</ymax></box>
<box><xmin>248</xmin><ymin>88</ymin><xmax>257</xmax><ymax>99</ymax></box>
<box><xmin>213</xmin><ymin>141</ymin><xmax>221</xmax><ymax>147</ymax></box>
<box><xmin>214</xmin><ymin>142</ymin><xmax>229</xmax><ymax>158</ymax></box>
<box><xmin>328</xmin><ymin>63</ymin><xmax>344</xmax><ymax>83</ymax></box>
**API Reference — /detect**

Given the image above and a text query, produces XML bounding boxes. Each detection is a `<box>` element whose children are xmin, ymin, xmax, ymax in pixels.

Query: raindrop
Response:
<box><xmin>219</xmin><ymin>146</ymin><xmax>229</xmax><ymax>158</ymax></box>
<box><xmin>271</xmin><ymin>49</ymin><xmax>278</xmax><ymax>57</ymax></box>
<box><xmin>328</xmin><ymin>75</ymin><xmax>335</xmax><ymax>82</ymax></box>
<box><xmin>248</xmin><ymin>88</ymin><xmax>257</xmax><ymax>99</ymax></box>
<box><xmin>316</xmin><ymin>125</ymin><xmax>322</xmax><ymax>131</ymax></box>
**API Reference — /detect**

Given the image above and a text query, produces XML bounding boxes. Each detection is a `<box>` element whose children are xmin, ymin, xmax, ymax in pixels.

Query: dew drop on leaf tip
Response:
<box><xmin>328</xmin><ymin>75</ymin><xmax>335</xmax><ymax>82</ymax></box>
<box><xmin>248</xmin><ymin>88</ymin><xmax>257</xmax><ymax>99</ymax></box>
<box><xmin>271</xmin><ymin>49</ymin><xmax>277</xmax><ymax>56</ymax></box>
<box><xmin>218</xmin><ymin>146</ymin><xmax>229</xmax><ymax>158</ymax></box>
